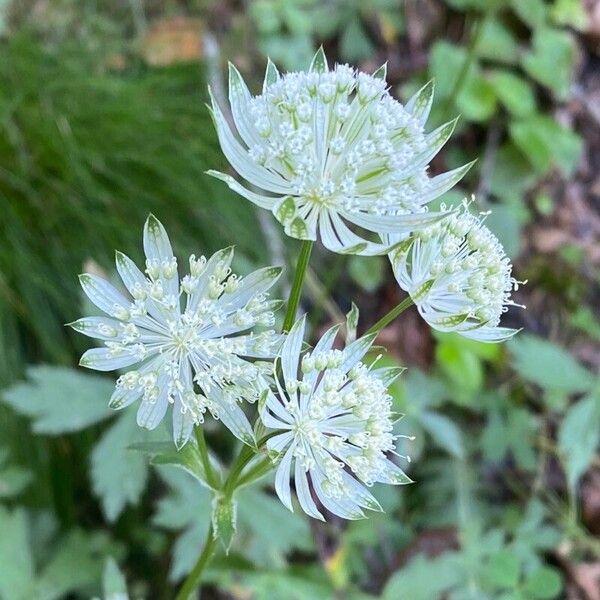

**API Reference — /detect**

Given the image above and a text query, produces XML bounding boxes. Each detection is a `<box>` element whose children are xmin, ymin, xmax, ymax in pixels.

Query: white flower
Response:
<box><xmin>71</xmin><ymin>215</ymin><xmax>283</xmax><ymax>448</ymax></box>
<box><xmin>259</xmin><ymin>316</ymin><xmax>412</xmax><ymax>520</ymax></box>
<box><xmin>207</xmin><ymin>48</ymin><xmax>472</xmax><ymax>255</ymax></box>
<box><xmin>390</xmin><ymin>207</ymin><xmax>522</xmax><ymax>342</ymax></box>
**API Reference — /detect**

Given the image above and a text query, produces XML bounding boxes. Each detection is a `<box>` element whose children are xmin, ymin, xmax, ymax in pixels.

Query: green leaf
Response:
<box><xmin>510</xmin><ymin>0</ymin><xmax>547</xmax><ymax>26</ymax></box>
<box><xmin>0</xmin><ymin>506</ymin><xmax>118</xmax><ymax>600</ymax></box>
<box><xmin>91</xmin><ymin>411</ymin><xmax>164</xmax><ymax>522</ymax></box>
<box><xmin>36</xmin><ymin>529</ymin><xmax>115</xmax><ymax>599</ymax></box>
<box><xmin>237</xmin><ymin>487</ymin><xmax>313</xmax><ymax>560</ymax></box>
<box><xmin>489</xmin><ymin>70</ymin><xmax>537</xmax><ymax>117</ymax></box>
<box><xmin>490</xmin><ymin>144</ymin><xmax>537</xmax><ymax>201</ymax></box>
<box><xmin>486</xmin><ymin>550</ymin><xmax>520</xmax><ymax>588</ymax></box>
<box><xmin>0</xmin><ymin>507</ymin><xmax>34</xmax><ymax>599</ymax></box>
<box><xmin>558</xmin><ymin>393</ymin><xmax>600</xmax><ymax>491</ymax></box>
<box><xmin>132</xmin><ymin>437</ymin><xmax>220</xmax><ymax>490</ymax></box>
<box><xmin>102</xmin><ymin>557</ymin><xmax>129</xmax><ymax>600</ymax></box>
<box><xmin>523</xmin><ymin>566</ymin><xmax>562</xmax><ymax>599</ymax></box>
<box><xmin>2</xmin><ymin>366</ymin><xmax>113</xmax><ymax>434</ymax></box>
<box><xmin>383</xmin><ymin>552</ymin><xmax>463</xmax><ymax>600</ymax></box>
<box><xmin>0</xmin><ymin>448</ymin><xmax>33</xmax><ymax>498</ymax></box>
<box><xmin>522</xmin><ymin>28</ymin><xmax>575</xmax><ymax>99</ymax></box>
<box><xmin>509</xmin><ymin>334</ymin><xmax>595</xmax><ymax>393</ymax></box>
<box><xmin>430</xmin><ymin>41</ymin><xmax>469</xmax><ymax>100</ymax></box>
<box><xmin>510</xmin><ymin>116</ymin><xmax>583</xmax><ymax>176</ymax></box>
<box><xmin>436</xmin><ymin>336</ymin><xmax>484</xmax><ymax>403</ymax></box>
<box><xmin>152</xmin><ymin>468</ymin><xmax>211</xmax><ymax>581</ymax></box>
<box><xmin>478</xmin><ymin>19</ymin><xmax>519</xmax><ymax>64</ymax></box>
<box><xmin>419</xmin><ymin>411</ymin><xmax>465</xmax><ymax>458</ymax></box>
<box><xmin>551</xmin><ymin>0</ymin><xmax>588</xmax><ymax>30</ymax></box>
<box><xmin>212</xmin><ymin>495</ymin><xmax>237</xmax><ymax>553</ymax></box>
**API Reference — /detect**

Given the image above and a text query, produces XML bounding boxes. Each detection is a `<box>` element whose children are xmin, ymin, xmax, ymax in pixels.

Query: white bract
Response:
<box><xmin>390</xmin><ymin>208</ymin><xmax>521</xmax><ymax>342</ymax></box>
<box><xmin>71</xmin><ymin>215</ymin><xmax>283</xmax><ymax>448</ymax></box>
<box><xmin>259</xmin><ymin>316</ymin><xmax>412</xmax><ymax>520</ymax></box>
<box><xmin>208</xmin><ymin>48</ymin><xmax>472</xmax><ymax>255</ymax></box>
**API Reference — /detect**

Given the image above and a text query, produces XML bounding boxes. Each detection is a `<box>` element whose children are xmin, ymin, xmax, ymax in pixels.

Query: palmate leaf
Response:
<box><xmin>90</xmin><ymin>410</ymin><xmax>164</xmax><ymax>522</ymax></box>
<box><xmin>2</xmin><ymin>366</ymin><xmax>113</xmax><ymax>434</ymax></box>
<box><xmin>0</xmin><ymin>506</ymin><xmax>119</xmax><ymax>600</ymax></box>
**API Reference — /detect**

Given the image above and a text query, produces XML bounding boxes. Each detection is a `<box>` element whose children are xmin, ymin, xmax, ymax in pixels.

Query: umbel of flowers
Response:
<box><xmin>72</xmin><ymin>215</ymin><xmax>283</xmax><ymax>448</ymax></box>
<box><xmin>207</xmin><ymin>47</ymin><xmax>474</xmax><ymax>255</ymax></box>
<box><xmin>260</xmin><ymin>315</ymin><xmax>412</xmax><ymax>520</ymax></box>
<box><xmin>389</xmin><ymin>205</ymin><xmax>522</xmax><ymax>342</ymax></box>
<box><xmin>72</xmin><ymin>48</ymin><xmax>522</xmax><ymax>599</ymax></box>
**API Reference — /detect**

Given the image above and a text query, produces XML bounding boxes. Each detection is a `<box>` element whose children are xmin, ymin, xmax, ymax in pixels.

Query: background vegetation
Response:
<box><xmin>0</xmin><ymin>0</ymin><xmax>599</xmax><ymax>598</ymax></box>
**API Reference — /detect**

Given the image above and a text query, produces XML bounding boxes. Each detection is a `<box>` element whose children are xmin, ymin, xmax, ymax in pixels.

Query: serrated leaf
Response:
<box><xmin>151</xmin><ymin>446</ymin><xmax>217</xmax><ymax>490</ymax></box>
<box><xmin>2</xmin><ymin>366</ymin><xmax>113</xmax><ymax>434</ymax></box>
<box><xmin>91</xmin><ymin>411</ymin><xmax>162</xmax><ymax>522</ymax></box>
<box><xmin>212</xmin><ymin>495</ymin><xmax>237</xmax><ymax>553</ymax></box>
<box><xmin>509</xmin><ymin>334</ymin><xmax>594</xmax><ymax>393</ymax></box>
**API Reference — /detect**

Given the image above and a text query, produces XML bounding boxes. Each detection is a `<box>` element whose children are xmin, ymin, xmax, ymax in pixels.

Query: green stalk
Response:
<box><xmin>195</xmin><ymin>427</ymin><xmax>218</xmax><ymax>489</ymax></box>
<box><xmin>175</xmin><ymin>434</ymin><xmax>276</xmax><ymax>599</ymax></box>
<box><xmin>282</xmin><ymin>240</ymin><xmax>314</xmax><ymax>332</ymax></box>
<box><xmin>366</xmin><ymin>296</ymin><xmax>414</xmax><ymax>336</ymax></box>
<box><xmin>174</xmin><ymin>524</ymin><xmax>217</xmax><ymax>600</ymax></box>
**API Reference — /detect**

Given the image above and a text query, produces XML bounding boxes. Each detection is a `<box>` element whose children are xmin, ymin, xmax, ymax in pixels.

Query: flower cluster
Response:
<box><xmin>208</xmin><ymin>48</ymin><xmax>472</xmax><ymax>255</ymax></box>
<box><xmin>71</xmin><ymin>215</ymin><xmax>283</xmax><ymax>448</ymax></box>
<box><xmin>259</xmin><ymin>316</ymin><xmax>411</xmax><ymax>520</ymax></box>
<box><xmin>390</xmin><ymin>207</ymin><xmax>521</xmax><ymax>342</ymax></box>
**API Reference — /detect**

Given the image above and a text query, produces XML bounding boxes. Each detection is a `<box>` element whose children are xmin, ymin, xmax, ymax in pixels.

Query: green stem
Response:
<box><xmin>174</xmin><ymin>524</ymin><xmax>217</xmax><ymax>600</ymax></box>
<box><xmin>366</xmin><ymin>296</ymin><xmax>414</xmax><ymax>337</ymax></box>
<box><xmin>282</xmin><ymin>240</ymin><xmax>314</xmax><ymax>332</ymax></box>
<box><xmin>236</xmin><ymin>456</ymin><xmax>273</xmax><ymax>489</ymax></box>
<box><xmin>195</xmin><ymin>427</ymin><xmax>218</xmax><ymax>489</ymax></box>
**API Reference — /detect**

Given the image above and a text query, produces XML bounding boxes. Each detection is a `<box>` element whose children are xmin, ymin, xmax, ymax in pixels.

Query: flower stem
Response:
<box><xmin>174</xmin><ymin>524</ymin><xmax>217</xmax><ymax>600</ymax></box>
<box><xmin>282</xmin><ymin>240</ymin><xmax>314</xmax><ymax>332</ymax></box>
<box><xmin>366</xmin><ymin>296</ymin><xmax>414</xmax><ymax>336</ymax></box>
<box><xmin>195</xmin><ymin>427</ymin><xmax>218</xmax><ymax>489</ymax></box>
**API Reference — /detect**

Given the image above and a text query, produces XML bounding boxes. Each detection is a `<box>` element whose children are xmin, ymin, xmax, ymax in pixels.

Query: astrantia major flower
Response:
<box><xmin>207</xmin><ymin>48</ymin><xmax>473</xmax><ymax>255</ymax></box>
<box><xmin>259</xmin><ymin>316</ymin><xmax>412</xmax><ymax>520</ymax></box>
<box><xmin>71</xmin><ymin>215</ymin><xmax>283</xmax><ymax>448</ymax></box>
<box><xmin>390</xmin><ymin>207</ymin><xmax>522</xmax><ymax>342</ymax></box>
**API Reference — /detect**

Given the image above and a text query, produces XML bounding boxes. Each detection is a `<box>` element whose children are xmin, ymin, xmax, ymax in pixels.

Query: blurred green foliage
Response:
<box><xmin>0</xmin><ymin>0</ymin><xmax>598</xmax><ymax>598</ymax></box>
